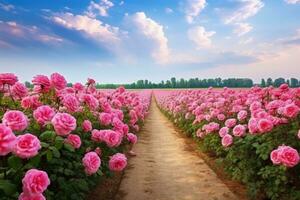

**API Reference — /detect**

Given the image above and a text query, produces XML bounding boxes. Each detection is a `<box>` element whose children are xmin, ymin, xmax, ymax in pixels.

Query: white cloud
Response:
<box><xmin>0</xmin><ymin>21</ymin><xmax>63</xmax><ymax>44</ymax></box>
<box><xmin>119</xmin><ymin>1</ymin><xmax>124</xmax><ymax>6</ymax></box>
<box><xmin>284</xmin><ymin>0</ymin><xmax>300</xmax><ymax>4</ymax></box>
<box><xmin>52</xmin><ymin>12</ymin><xmax>121</xmax><ymax>49</ymax></box>
<box><xmin>125</xmin><ymin>12</ymin><xmax>170</xmax><ymax>64</ymax></box>
<box><xmin>224</xmin><ymin>0</ymin><xmax>264</xmax><ymax>24</ymax></box>
<box><xmin>165</xmin><ymin>8</ymin><xmax>173</xmax><ymax>14</ymax></box>
<box><xmin>239</xmin><ymin>37</ymin><xmax>253</xmax><ymax>45</ymax></box>
<box><xmin>184</xmin><ymin>0</ymin><xmax>206</xmax><ymax>24</ymax></box>
<box><xmin>187</xmin><ymin>26</ymin><xmax>215</xmax><ymax>49</ymax></box>
<box><xmin>0</xmin><ymin>2</ymin><xmax>14</xmax><ymax>11</ymax></box>
<box><xmin>233</xmin><ymin>22</ymin><xmax>253</xmax><ymax>36</ymax></box>
<box><xmin>85</xmin><ymin>0</ymin><xmax>114</xmax><ymax>18</ymax></box>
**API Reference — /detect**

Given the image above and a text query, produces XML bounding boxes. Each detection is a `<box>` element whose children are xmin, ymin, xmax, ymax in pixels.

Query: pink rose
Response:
<box><xmin>81</xmin><ymin>94</ymin><xmax>99</xmax><ymax>111</ymax></box>
<box><xmin>103</xmin><ymin>130</ymin><xmax>122</xmax><ymax>147</ymax></box>
<box><xmin>87</xmin><ymin>78</ymin><xmax>96</xmax><ymax>85</ymax></box>
<box><xmin>297</xmin><ymin>130</ymin><xmax>300</xmax><ymax>139</ymax></box>
<box><xmin>219</xmin><ymin>127</ymin><xmax>229</xmax><ymax>138</ymax></box>
<box><xmin>217</xmin><ymin>114</ymin><xmax>225</xmax><ymax>121</ymax></box>
<box><xmin>32</xmin><ymin>75</ymin><xmax>51</xmax><ymax>93</ymax></box>
<box><xmin>225</xmin><ymin>118</ymin><xmax>237</xmax><ymax>128</ymax></box>
<box><xmin>18</xmin><ymin>193</ymin><xmax>46</xmax><ymax>200</ymax></box>
<box><xmin>33</xmin><ymin>105</ymin><xmax>55</xmax><ymax>125</ymax></box>
<box><xmin>248</xmin><ymin>118</ymin><xmax>259</xmax><ymax>134</ymax></box>
<box><xmin>22</xmin><ymin>169</ymin><xmax>50</xmax><ymax>194</ymax></box>
<box><xmin>2</xmin><ymin>110</ymin><xmax>28</xmax><ymax>132</ymax></box>
<box><xmin>51</xmin><ymin>113</ymin><xmax>76</xmax><ymax>136</ymax></box>
<box><xmin>99</xmin><ymin>113</ymin><xmax>112</xmax><ymax>126</ymax></box>
<box><xmin>0</xmin><ymin>73</ymin><xmax>18</xmax><ymax>85</ymax></box>
<box><xmin>82</xmin><ymin>120</ymin><xmax>92</xmax><ymax>132</ymax></box>
<box><xmin>109</xmin><ymin>153</ymin><xmax>127</xmax><ymax>172</ymax></box>
<box><xmin>257</xmin><ymin>119</ymin><xmax>273</xmax><ymax>133</ymax></box>
<box><xmin>232</xmin><ymin>124</ymin><xmax>246</xmax><ymax>137</ymax></box>
<box><xmin>65</xmin><ymin>134</ymin><xmax>81</xmax><ymax>149</ymax></box>
<box><xmin>13</xmin><ymin>133</ymin><xmax>41</xmax><ymax>159</ymax></box>
<box><xmin>283</xmin><ymin>103</ymin><xmax>299</xmax><ymax>118</ymax></box>
<box><xmin>95</xmin><ymin>147</ymin><xmax>102</xmax><ymax>156</ymax></box>
<box><xmin>50</xmin><ymin>72</ymin><xmax>67</xmax><ymax>90</ymax></box>
<box><xmin>62</xmin><ymin>94</ymin><xmax>80</xmax><ymax>112</ymax></box>
<box><xmin>221</xmin><ymin>134</ymin><xmax>233</xmax><ymax>147</ymax></box>
<box><xmin>11</xmin><ymin>82</ymin><xmax>28</xmax><ymax>98</ymax></box>
<box><xmin>91</xmin><ymin>129</ymin><xmax>106</xmax><ymax>142</ymax></box>
<box><xmin>127</xmin><ymin>133</ymin><xmax>137</xmax><ymax>144</ymax></box>
<box><xmin>21</xmin><ymin>95</ymin><xmax>42</xmax><ymax>110</ymax></box>
<box><xmin>237</xmin><ymin>110</ymin><xmax>247</xmax><ymax>121</ymax></box>
<box><xmin>73</xmin><ymin>82</ymin><xmax>84</xmax><ymax>91</ymax></box>
<box><xmin>82</xmin><ymin>152</ymin><xmax>101</xmax><ymax>175</ymax></box>
<box><xmin>270</xmin><ymin>145</ymin><xmax>300</xmax><ymax>167</ymax></box>
<box><xmin>0</xmin><ymin>124</ymin><xmax>16</xmax><ymax>156</ymax></box>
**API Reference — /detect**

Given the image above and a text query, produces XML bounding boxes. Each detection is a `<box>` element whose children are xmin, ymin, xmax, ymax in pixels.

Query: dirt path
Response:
<box><xmin>115</xmin><ymin>99</ymin><xmax>239</xmax><ymax>200</ymax></box>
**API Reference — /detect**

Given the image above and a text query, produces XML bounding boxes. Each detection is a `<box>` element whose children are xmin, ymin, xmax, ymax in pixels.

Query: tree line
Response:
<box><xmin>23</xmin><ymin>77</ymin><xmax>300</xmax><ymax>89</ymax></box>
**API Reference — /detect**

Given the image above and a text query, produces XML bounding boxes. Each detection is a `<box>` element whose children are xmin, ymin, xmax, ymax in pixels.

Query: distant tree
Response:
<box><xmin>67</xmin><ymin>83</ymin><xmax>73</xmax><ymax>87</ymax></box>
<box><xmin>24</xmin><ymin>81</ymin><xmax>32</xmax><ymax>88</ymax></box>
<box><xmin>274</xmin><ymin>78</ymin><xmax>285</xmax><ymax>87</ymax></box>
<box><xmin>261</xmin><ymin>79</ymin><xmax>266</xmax><ymax>87</ymax></box>
<box><xmin>170</xmin><ymin>77</ymin><xmax>176</xmax><ymax>88</ymax></box>
<box><xmin>267</xmin><ymin>78</ymin><xmax>273</xmax><ymax>86</ymax></box>
<box><xmin>290</xmin><ymin>78</ymin><xmax>299</xmax><ymax>88</ymax></box>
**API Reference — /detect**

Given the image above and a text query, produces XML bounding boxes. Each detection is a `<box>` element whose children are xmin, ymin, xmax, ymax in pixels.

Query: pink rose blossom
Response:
<box><xmin>258</xmin><ymin>119</ymin><xmax>273</xmax><ymax>133</ymax></box>
<box><xmin>18</xmin><ymin>193</ymin><xmax>46</xmax><ymax>200</ymax></box>
<box><xmin>82</xmin><ymin>120</ymin><xmax>92</xmax><ymax>132</ymax></box>
<box><xmin>22</xmin><ymin>169</ymin><xmax>50</xmax><ymax>194</ymax></box>
<box><xmin>127</xmin><ymin>133</ymin><xmax>137</xmax><ymax>144</ymax></box>
<box><xmin>21</xmin><ymin>95</ymin><xmax>42</xmax><ymax>110</ymax></box>
<box><xmin>32</xmin><ymin>75</ymin><xmax>51</xmax><ymax>93</ymax></box>
<box><xmin>99</xmin><ymin>113</ymin><xmax>112</xmax><ymax>126</ymax></box>
<box><xmin>50</xmin><ymin>72</ymin><xmax>67</xmax><ymax>90</ymax></box>
<box><xmin>65</xmin><ymin>134</ymin><xmax>81</xmax><ymax>149</ymax></box>
<box><xmin>95</xmin><ymin>147</ymin><xmax>102</xmax><ymax>156</ymax></box>
<box><xmin>103</xmin><ymin>130</ymin><xmax>122</xmax><ymax>147</ymax></box>
<box><xmin>51</xmin><ymin>113</ymin><xmax>76</xmax><ymax>136</ymax></box>
<box><xmin>13</xmin><ymin>133</ymin><xmax>41</xmax><ymax>159</ymax></box>
<box><xmin>62</xmin><ymin>94</ymin><xmax>80</xmax><ymax>112</ymax></box>
<box><xmin>73</xmin><ymin>82</ymin><xmax>84</xmax><ymax>91</ymax></box>
<box><xmin>109</xmin><ymin>153</ymin><xmax>127</xmax><ymax>172</ymax></box>
<box><xmin>33</xmin><ymin>105</ymin><xmax>55</xmax><ymax>125</ymax></box>
<box><xmin>232</xmin><ymin>124</ymin><xmax>246</xmax><ymax>137</ymax></box>
<box><xmin>2</xmin><ymin>110</ymin><xmax>28</xmax><ymax>131</ymax></box>
<box><xmin>0</xmin><ymin>73</ymin><xmax>18</xmax><ymax>85</ymax></box>
<box><xmin>297</xmin><ymin>130</ymin><xmax>300</xmax><ymax>139</ymax></box>
<box><xmin>11</xmin><ymin>82</ymin><xmax>28</xmax><ymax>98</ymax></box>
<box><xmin>0</xmin><ymin>124</ymin><xmax>16</xmax><ymax>156</ymax></box>
<box><xmin>91</xmin><ymin>129</ymin><xmax>106</xmax><ymax>142</ymax></box>
<box><xmin>237</xmin><ymin>110</ymin><xmax>247</xmax><ymax>121</ymax></box>
<box><xmin>270</xmin><ymin>145</ymin><xmax>300</xmax><ymax>167</ymax></box>
<box><xmin>225</xmin><ymin>118</ymin><xmax>237</xmax><ymax>128</ymax></box>
<box><xmin>221</xmin><ymin>134</ymin><xmax>233</xmax><ymax>147</ymax></box>
<box><xmin>283</xmin><ymin>103</ymin><xmax>299</xmax><ymax>118</ymax></box>
<box><xmin>82</xmin><ymin>152</ymin><xmax>101</xmax><ymax>175</ymax></box>
<box><xmin>219</xmin><ymin>127</ymin><xmax>229</xmax><ymax>138</ymax></box>
<box><xmin>81</xmin><ymin>94</ymin><xmax>99</xmax><ymax>111</ymax></box>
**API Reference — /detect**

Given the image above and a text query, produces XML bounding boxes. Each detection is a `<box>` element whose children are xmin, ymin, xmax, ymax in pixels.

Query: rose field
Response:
<box><xmin>0</xmin><ymin>73</ymin><xmax>300</xmax><ymax>200</ymax></box>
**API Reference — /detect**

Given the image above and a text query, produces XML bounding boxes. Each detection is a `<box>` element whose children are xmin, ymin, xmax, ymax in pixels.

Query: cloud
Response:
<box><xmin>278</xmin><ymin>29</ymin><xmax>300</xmax><ymax>46</ymax></box>
<box><xmin>187</xmin><ymin>26</ymin><xmax>215</xmax><ymax>49</ymax></box>
<box><xmin>52</xmin><ymin>12</ymin><xmax>121</xmax><ymax>50</ymax></box>
<box><xmin>125</xmin><ymin>12</ymin><xmax>170</xmax><ymax>64</ymax></box>
<box><xmin>0</xmin><ymin>21</ymin><xmax>64</xmax><ymax>45</ymax></box>
<box><xmin>165</xmin><ymin>8</ymin><xmax>173</xmax><ymax>14</ymax></box>
<box><xmin>119</xmin><ymin>1</ymin><xmax>124</xmax><ymax>6</ymax></box>
<box><xmin>233</xmin><ymin>22</ymin><xmax>253</xmax><ymax>36</ymax></box>
<box><xmin>284</xmin><ymin>0</ymin><xmax>300</xmax><ymax>4</ymax></box>
<box><xmin>85</xmin><ymin>0</ymin><xmax>114</xmax><ymax>18</ymax></box>
<box><xmin>184</xmin><ymin>0</ymin><xmax>206</xmax><ymax>24</ymax></box>
<box><xmin>0</xmin><ymin>2</ymin><xmax>14</xmax><ymax>11</ymax></box>
<box><xmin>224</xmin><ymin>0</ymin><xmax>264</xmax><ymax>24</ymax></box>
<box><xmin>239</xmin><ymin>37</ymin><xmax>253</xmax><ymax>45</ymax></box>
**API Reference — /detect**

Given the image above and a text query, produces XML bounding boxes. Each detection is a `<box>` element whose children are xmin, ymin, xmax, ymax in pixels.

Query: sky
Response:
<box><xmin>0</xmin><ymin>0</ymin><xmax>299</xmax><ymax>84</ymax></box>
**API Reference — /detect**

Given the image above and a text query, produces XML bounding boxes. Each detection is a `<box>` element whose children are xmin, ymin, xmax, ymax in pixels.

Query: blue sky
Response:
<box><xmin>0</xmin><ymin>0</ymin><xmax>299</xmax><ymax>84</ymax></box>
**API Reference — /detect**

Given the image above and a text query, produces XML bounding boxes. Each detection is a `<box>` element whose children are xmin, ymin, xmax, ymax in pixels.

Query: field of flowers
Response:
<box><xmin>0</xmin><ymin>73</ymin><xmax>151</xmax><ymax>200</ymax></box>
<box><xmin>155</xmin><ymin>86</ymin><xmax>300</xmax><ymax>200</ymax></box>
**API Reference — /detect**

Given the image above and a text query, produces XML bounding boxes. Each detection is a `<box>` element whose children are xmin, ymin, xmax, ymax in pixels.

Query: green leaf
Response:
<box><xmin>49</xmin><ymin>146</ymin><xmax>61</xmax><ymax>158</ymax></box>
<box><xmin>7</xmin><ymin>155</ymin><xmax>22</xmax><ymax>170</ymax></box>
<box><xmin>29</xmin><ymin>155</ymin><xmax>41</xmax><ymax>167</ymax></box>
<box><xmin>46</xmin><ymin>150</ymin><xmax>53</xmax><ymax>161</ymax></box>
<box><xmin>54</xmin><ymin>136</ymin><xmax>64</xmax><ymax>150</ymax></box>
<box><xmin>41</xmin><ymin>142</ymin><xmax>50</xmax><ymax>148</ymax></box>
<box><xmin>64</xmin><ymin>143</ymin><xmax>75</xmax><ymax>152</ymax></box>
<box><xmin>40</xmin><ymin>131</ymin><xmax>56</xmax><ymax>141</ymax></box>
<box><xmin>0</xmin><ymin>180</ymin><xmax>17</xmax><ymax>195</ymax></box>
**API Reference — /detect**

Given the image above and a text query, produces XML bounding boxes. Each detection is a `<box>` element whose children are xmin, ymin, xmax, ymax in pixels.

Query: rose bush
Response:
<box><xmin>155</xmin><ymin>85</ymin><xmax>300</xmax><ymax>200</ymax></box>
<box><xmin>0</xmin><ymin>73</ymin><xmax>151</xmax><ymax>200</ymax></box>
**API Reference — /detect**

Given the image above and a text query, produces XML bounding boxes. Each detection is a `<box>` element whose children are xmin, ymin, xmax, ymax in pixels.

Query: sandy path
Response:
<box><xmin>115</xmin><ymin>98</ymin><xmax>239</xmax><ymax>200</ymax></box>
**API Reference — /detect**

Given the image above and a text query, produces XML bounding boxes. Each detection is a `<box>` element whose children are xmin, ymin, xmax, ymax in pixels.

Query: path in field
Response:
<box><xmin>115</xmin><ymin>98</ymin><xmax>239</xmax><ymax>200</ymax></box>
